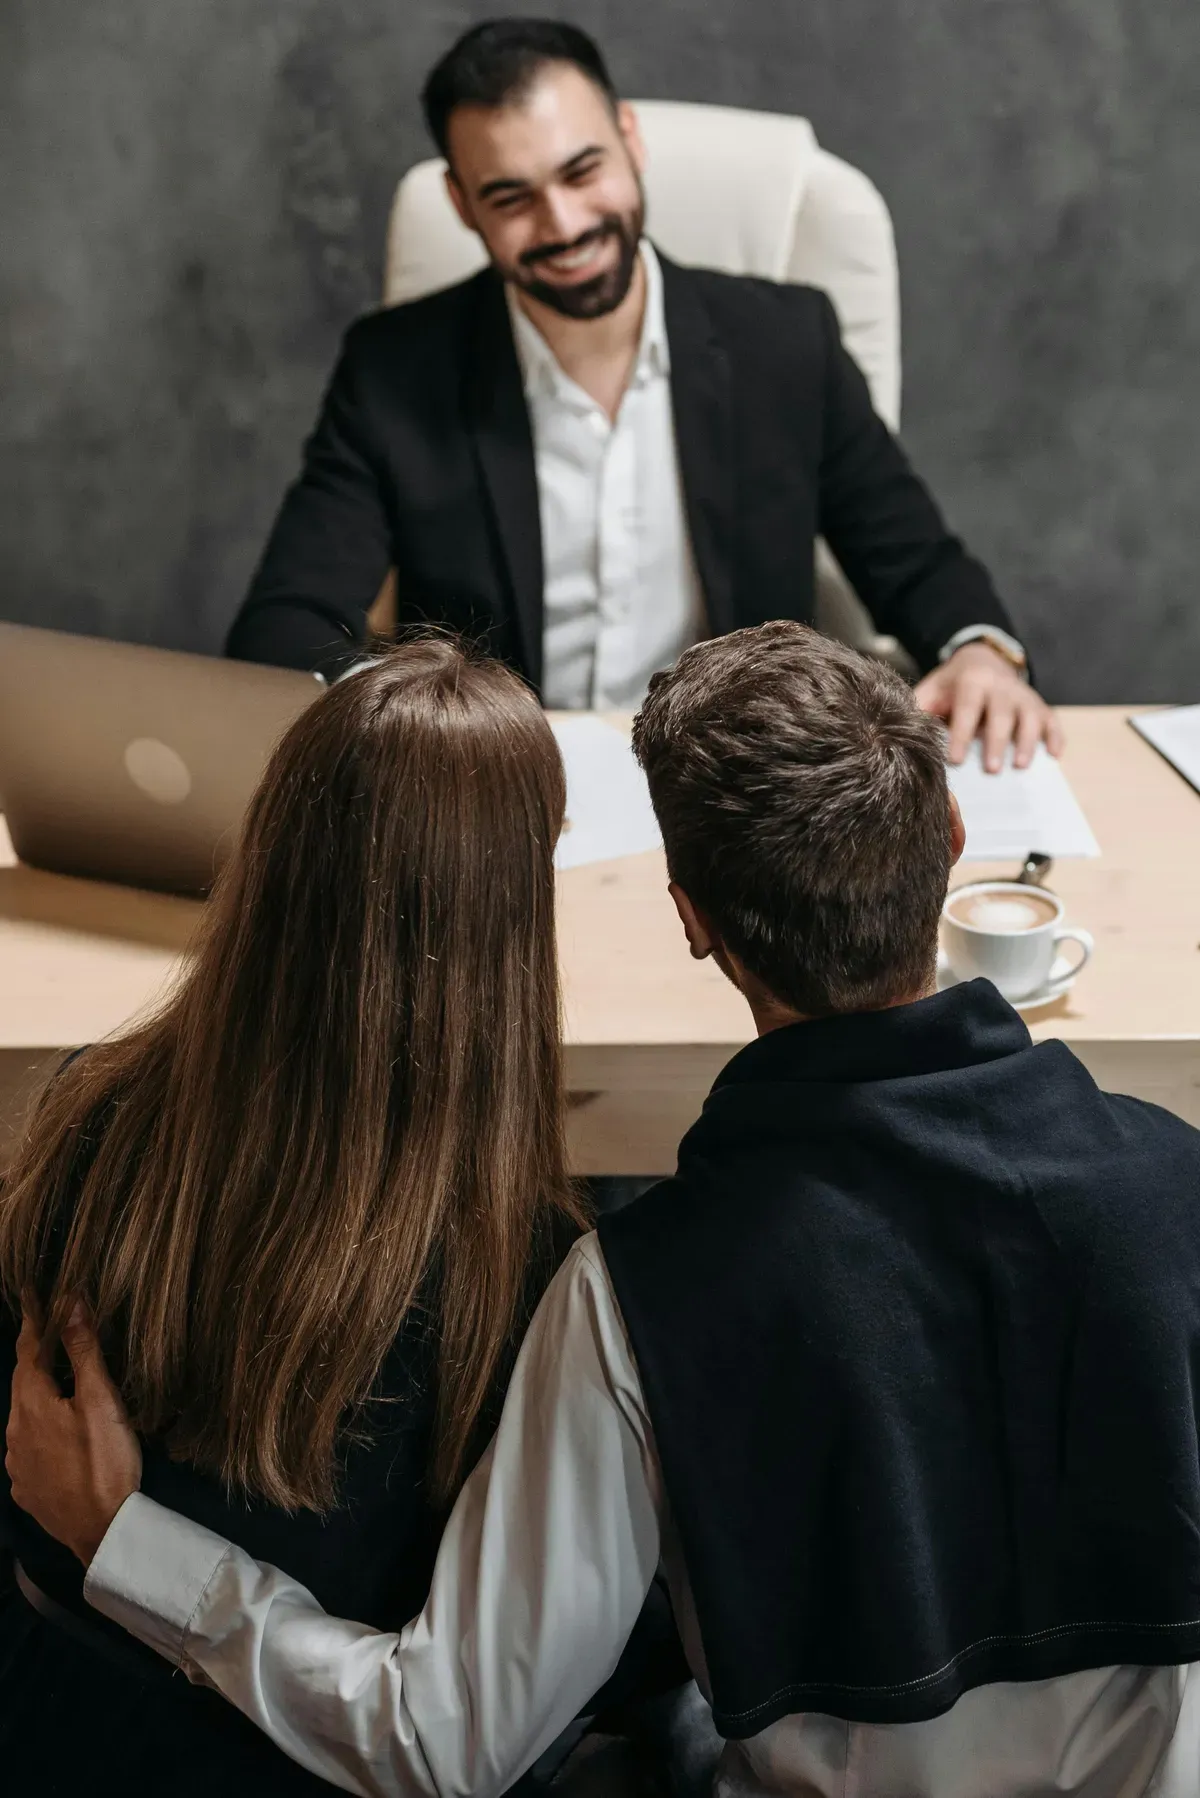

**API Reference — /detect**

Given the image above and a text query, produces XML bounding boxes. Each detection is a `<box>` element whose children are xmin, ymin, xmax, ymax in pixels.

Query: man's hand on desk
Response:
<box><xmin>914</xmin><ymin>641</ymin><xmax>1063</xmax><ymax>774</ymax></box>
<box><xmin>6</xmin><ymin>1310</ymin><xmax>141</xmax><ymax>1567</ymax></box>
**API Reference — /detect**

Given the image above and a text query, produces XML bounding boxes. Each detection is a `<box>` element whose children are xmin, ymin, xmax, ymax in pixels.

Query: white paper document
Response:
<box><xmin>1129</xmin><ymin>706</ymin><xmax>1200</xmax><ymax>797</ymax></box>
<box><xmin>946</xmin><ymin>743</ymin><xmax>1100</xmax><ymax>862</ymax></box>
<box><xmin>551</xmin><ymin>716</ymin><xmax>662</xmax><ymax>870</ymax></box>
<box><xmin>550</xmin><ymin>719</ymin><xmax>1099</xmax><ymax>870</ymax></box>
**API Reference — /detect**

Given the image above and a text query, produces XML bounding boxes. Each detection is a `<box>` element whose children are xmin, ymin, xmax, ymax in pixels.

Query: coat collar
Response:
<box><xmin>658</xmin><ymin>250</ymin><xmax>738</xmax><ymax>637</ymax></box>
<box><xmin>714</xmin><ymin>980</ymin><xmax>1032</xmax><ymax>1092</ymax></box>
<box><xmin>462</xmin><ymin>270</ymin><xmax>544</xmax><ymax>688</ymax></box>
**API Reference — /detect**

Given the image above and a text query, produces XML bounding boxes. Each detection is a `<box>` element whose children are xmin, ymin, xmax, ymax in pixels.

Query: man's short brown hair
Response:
<box><xmin>632</xmin><ymin>622</ymin><xmax>954</xmax><ymax>1016</ymax></box>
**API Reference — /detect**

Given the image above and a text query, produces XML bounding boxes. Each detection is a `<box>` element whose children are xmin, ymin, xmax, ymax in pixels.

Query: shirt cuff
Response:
<box><xmin>937</xmin><ymin>624</ymin><xmax>1028</xmax><ymax>670</ymax></box>
<box><xmin>84</xmin><ymin>1491</ymin><xmax>234</xmax><ymax>1670</ymax></box>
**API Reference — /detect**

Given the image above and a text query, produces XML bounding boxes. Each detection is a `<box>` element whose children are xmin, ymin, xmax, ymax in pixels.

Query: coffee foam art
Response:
<box><xmin>950</xmin><ymin>891</ymin><xmax>1058</xmax><ymax>934</ymax></box>
<box><xmin>941</xmin><ymin>880</ymin><xmax>1093</xmax><ymax>1001</ymax></box>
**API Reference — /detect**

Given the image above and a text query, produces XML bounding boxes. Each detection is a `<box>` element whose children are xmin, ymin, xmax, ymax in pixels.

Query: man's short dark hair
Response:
<box><xmin>421</xmin><ymin>19</ymin><xmax>619</xmax><ymax>162</ymax></box>
<box><xmin>632</xmin><ymin>623</ymin><xmax>954</xmax><ymax>1017</ymax></box>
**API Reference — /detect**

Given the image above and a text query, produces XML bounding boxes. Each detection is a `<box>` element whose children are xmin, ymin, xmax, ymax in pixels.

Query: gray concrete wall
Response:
<box><xmin>3</xmin><ymin>1</ymin><xmax>1199</xmax><ymax>699</ymax></box>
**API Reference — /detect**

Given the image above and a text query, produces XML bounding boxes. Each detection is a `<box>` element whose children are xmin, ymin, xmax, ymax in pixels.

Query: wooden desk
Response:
<box><xmin>3</xmin><ymin>709</ymin><xmax>1199</xmax><ymax>1173</ymax></box>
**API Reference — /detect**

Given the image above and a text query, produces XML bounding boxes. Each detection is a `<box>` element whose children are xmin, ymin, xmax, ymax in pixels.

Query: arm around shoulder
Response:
<box><xmin>86</xmin><ymin>1240</ymin><xmax>665</xmax><ymax>1798</ymax></box>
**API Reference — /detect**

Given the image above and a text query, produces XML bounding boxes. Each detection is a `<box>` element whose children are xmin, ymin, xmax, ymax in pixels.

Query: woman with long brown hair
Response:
<box><xmin>0</xmin><ymin>638</ymin><xmax>585</xmax><ymax>1795</ymax></box>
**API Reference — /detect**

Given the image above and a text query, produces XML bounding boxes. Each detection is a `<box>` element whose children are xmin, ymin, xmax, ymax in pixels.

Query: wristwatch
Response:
<box><xmin>938</xmin><ymin>625</ymin><xmax>1029</xmax><ymax>678</ymax></box>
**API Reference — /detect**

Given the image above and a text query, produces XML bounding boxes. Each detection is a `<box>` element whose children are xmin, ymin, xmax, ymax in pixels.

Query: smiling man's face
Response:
<box><xmin>444</xmin><ymin>62</ymin><xmax>647</xmax><ymax>320</ymax></box>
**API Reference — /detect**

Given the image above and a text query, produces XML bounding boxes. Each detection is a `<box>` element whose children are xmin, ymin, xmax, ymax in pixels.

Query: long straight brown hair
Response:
<box><xmin>0</xmin><ymin>638</ymin><xmax>584</xmax><ymax>1511</ymax></box>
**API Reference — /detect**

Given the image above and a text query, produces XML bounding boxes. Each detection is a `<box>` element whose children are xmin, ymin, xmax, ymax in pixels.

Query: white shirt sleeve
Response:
<box><xmin>84</xmin><ymin>1237</ymin><xmax>663</xmax><ymax>1798</ymax></box>
<box><xmin>936</xmin><ymin>623</ymin><xmax>1028</xmax><ymax>671</ymax></box>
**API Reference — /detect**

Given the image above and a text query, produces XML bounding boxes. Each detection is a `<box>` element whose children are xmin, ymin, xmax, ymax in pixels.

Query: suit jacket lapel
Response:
<box><xmin>659</xmin><ymin>252</ymin><xmax>737</xmax><ymax>638</ymax></box>
<box><xmin>463</xmin><ymin>271</ymin><xmax>544</xmax><ymax>688</ymax></box>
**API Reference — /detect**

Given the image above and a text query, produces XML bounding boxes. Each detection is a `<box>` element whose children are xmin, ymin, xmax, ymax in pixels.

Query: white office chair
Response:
<box><xmin>378</xmin><ymin>99</ymin><xmax>909</xmax><ymax>665</ymax></box>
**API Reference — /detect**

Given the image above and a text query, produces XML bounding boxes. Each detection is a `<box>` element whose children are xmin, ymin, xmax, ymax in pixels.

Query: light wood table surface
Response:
<box><xmin>2</xmin><ymin>708</ymin><xmax>1199</xmax><ymax>1173</ymax></box>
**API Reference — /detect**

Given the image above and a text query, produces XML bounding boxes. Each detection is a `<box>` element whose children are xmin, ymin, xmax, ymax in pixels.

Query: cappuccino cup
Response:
<box><xmin>941</xmin><ymin>881</ymin><xmax>1093</xmax><ymax>1002</ymax></box>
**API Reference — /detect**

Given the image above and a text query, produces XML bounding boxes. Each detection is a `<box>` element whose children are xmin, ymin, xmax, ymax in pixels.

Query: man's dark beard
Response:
<box><xmin>509</xmin><ymin>205</ymin><xmax>645</xmax><ymax>320</ymax></box>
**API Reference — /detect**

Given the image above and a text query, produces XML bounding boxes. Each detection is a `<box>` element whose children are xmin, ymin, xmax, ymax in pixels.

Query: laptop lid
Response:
<box><xmin>0</xmin><ymin>623</ymin><xmax>324</xmax><ymax>895</ymax></box>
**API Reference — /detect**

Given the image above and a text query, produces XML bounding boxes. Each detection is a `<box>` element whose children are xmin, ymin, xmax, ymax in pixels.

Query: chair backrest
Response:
<box><xmin>382</xmin><ymin>99</ymin><xmax>900</xmax><ymax>428</ymax></box>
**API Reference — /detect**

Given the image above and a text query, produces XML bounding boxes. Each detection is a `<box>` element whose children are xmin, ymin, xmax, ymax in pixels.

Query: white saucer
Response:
<box><xmin>936</xmin><ymin>949</ymin><xmax>1081</xmax><ymax>1013</ymax></box>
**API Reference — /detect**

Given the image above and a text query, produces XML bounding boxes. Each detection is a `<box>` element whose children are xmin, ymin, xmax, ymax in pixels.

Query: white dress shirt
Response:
<box><xmin>503</xmin><ymin>240</ymin><xmax>1025</xmax><ymax>708</ymax></box>
<box><xmin>87</xmin><ymin>1236</ymin><xmax>1200</xmax><ymax>1798</ymax></box>
<box><xmin>510</xmin><ymin>243</ymin><xmax>707</xmax><ymax>711</ymax></box>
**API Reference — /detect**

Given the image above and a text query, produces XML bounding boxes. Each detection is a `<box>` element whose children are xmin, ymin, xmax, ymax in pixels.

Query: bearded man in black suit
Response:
<box><xmin>227</xmin><ymin>17</ymin><xmax>1058</xmax><ymax>772</ymax></box>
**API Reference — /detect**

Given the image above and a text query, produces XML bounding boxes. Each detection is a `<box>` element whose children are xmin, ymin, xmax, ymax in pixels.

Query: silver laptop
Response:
<box><xmin>0</xmin><ymin>622</ymin><xmax>324</xmax><ymax>895</ymax></box>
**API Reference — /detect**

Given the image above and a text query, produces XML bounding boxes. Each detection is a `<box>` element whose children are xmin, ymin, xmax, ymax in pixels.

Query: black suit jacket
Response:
<box><xmin>227</xmin><ymin>252</ymin><xmax>1016</xmax><ymax>684</ymax></box>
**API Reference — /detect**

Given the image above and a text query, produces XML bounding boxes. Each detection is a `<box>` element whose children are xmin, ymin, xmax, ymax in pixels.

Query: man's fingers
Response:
<box><xmin>60</xmin><ymin>1308</ymin><xmax>126</xmax><ymax>1414</ymax></box>
<box><xmin>946</xmin><ymin>682</ymin><xmax>988</xmax><ymax>765</ymax></box>
<box><xmin>912</xmin><ymin>670</ymin><xmax>952</xmax><ymax>720</ymax></box>
<box><xmin>15</xmin><ymin>1310</ymin><xmax>43</xmax><ymax>1368</ymax></box>
<box><xmin>1044</xmin><ymin>706</ymin><xmax>1065</xmax><ymax>758</ymax></box>
<box><xmin>8</xmin><ymin>1311</ymin><xmax>65</xmax><ymax>1494</ymax></box>
<box><xmin>1012</xmin><ymin>694</ymin><xmax>1045</xmax><ymax>769</ymax></box>
<box><xmin>13</xmin><ymin>1310</ymin><xmax>63</xmax><ymax>1403</ymax></box>
<box><xmin>982</xmin><ymin>695</ymin><xmax>1017</xmax><ymax>774</ymax></box>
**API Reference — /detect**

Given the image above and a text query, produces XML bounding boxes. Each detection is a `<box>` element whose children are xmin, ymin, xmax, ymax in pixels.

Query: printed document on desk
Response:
<box><xmin>551</xmin><ymin>716</ymin><xmax>662</xmax><ymax>870</ymax></box>
<box><xmin>1129</xmin><ymin>706</ymin><xmax>1200</xmax><ymax>797</ymax></box>
<box><xmin>947</xmin><ymin>743</ymin><xmax>1100</xmax><ymax>861</ymax></box>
